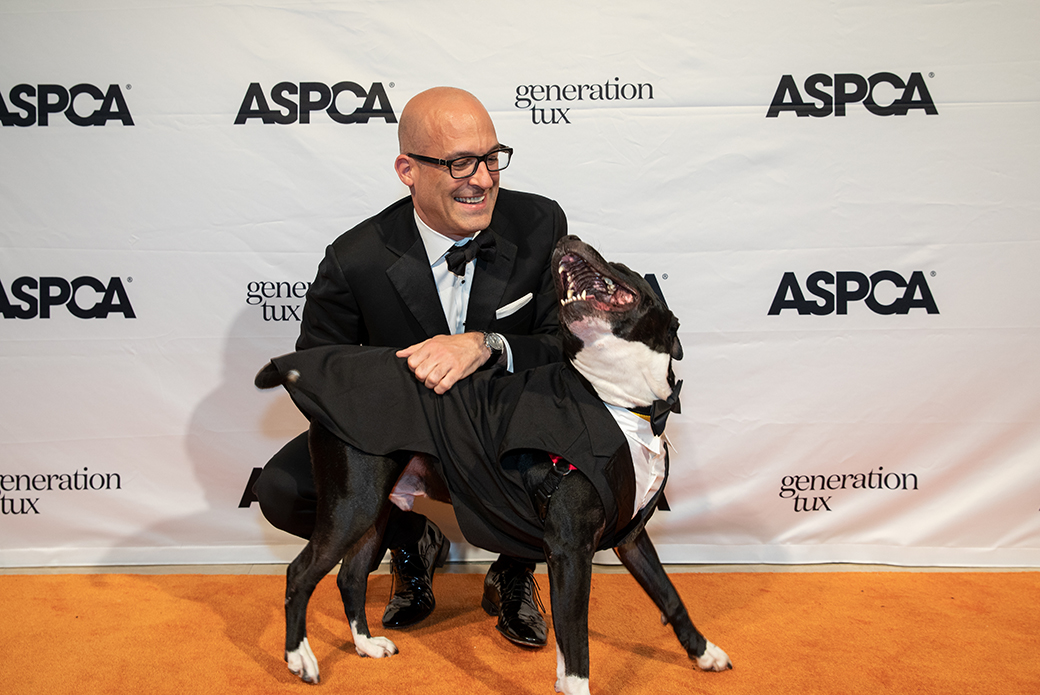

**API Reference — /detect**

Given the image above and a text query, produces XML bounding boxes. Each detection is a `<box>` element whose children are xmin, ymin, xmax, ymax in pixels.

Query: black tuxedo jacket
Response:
<box><xmin>267</xmin><ymin>346</ymin><xmax>666</xmax><ymax>560</ymax></box>
<box><xmin>297</xmin><ymin>189</ymin><xmax>567</xmax><ymax>371</ymax></box>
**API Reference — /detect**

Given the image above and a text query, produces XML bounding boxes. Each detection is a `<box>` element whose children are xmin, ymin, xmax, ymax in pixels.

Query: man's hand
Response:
<box><xmin>396</xmin><ymin>332</ymin><xmax>492</xmax><ymax>394</ymax></box>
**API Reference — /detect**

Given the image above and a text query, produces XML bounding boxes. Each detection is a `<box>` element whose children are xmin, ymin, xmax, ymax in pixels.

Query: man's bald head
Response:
<box><xmin>397</xmin><ymin>87</ymin><xmax>497</xmax><ymax>156</ymax></box>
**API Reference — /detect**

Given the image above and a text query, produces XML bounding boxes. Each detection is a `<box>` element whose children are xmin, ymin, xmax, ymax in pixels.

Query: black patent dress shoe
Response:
<box><xmin>481</xmin><ymin>557</ymin><xmax>548</xmax><ymax>648</ymax></box>
<box><xmin>382</xmin><ymin>521</ymin><xmax>450</xmax><ymax>629</ymax></box>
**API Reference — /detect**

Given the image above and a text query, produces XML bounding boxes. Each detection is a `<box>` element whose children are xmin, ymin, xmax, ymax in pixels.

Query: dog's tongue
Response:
<box><xmin>586</xmin><ymin>279</ymin><xmax>636</xmax><ymax>311</ymax></box>
<box><xmin>608</xmin><ymin>286</ymin><xmax>635</xmax><ymax>308</ymax></box>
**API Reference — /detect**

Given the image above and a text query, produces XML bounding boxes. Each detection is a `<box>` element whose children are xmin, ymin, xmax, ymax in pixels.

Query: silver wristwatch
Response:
<box><xmin>482</xmin><ymin>331</ymin><xmax>505</xmax><ymax>363</ymax></box>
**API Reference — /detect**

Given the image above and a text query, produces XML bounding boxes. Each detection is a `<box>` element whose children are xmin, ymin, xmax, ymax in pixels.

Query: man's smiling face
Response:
<box><xmin>396</xmin><ymin>90</ymin><xmax>502</xmax><ymax>241</ymax></box>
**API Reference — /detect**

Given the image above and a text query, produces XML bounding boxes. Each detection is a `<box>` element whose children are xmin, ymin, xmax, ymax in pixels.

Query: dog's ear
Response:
<box><xmin>254</xmin><ymin>362</ymin><xmax>284</xmax><ymax>389</ymax></box>
<box><xmin>669</xmin><ymin>315</ymin><xmax>683</xmax><ymax>361</ymax></box>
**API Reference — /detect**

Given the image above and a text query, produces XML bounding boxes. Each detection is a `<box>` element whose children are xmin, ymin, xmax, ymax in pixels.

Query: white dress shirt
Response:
<box><xmin>604</xmin><ymin>403</ymin><xmax>667</xmax><ymax>520</ymax></box>
<box><xmin>413</xmin><ymin>211</ymin><xmax>514</xmax><ymax>370</ymax></box>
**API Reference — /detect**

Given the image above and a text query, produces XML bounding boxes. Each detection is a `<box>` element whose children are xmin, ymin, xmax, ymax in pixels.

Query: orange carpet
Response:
<box><xmin>1</xmin><ymin>571</ymin><xmax>1037</xmax><ymax>694</ymax></box>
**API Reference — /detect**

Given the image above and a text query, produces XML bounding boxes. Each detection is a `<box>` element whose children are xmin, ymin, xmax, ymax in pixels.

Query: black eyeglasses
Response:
<box><xmin>407</xmin><ymin>147</ymin><xmax>513</xmax><ymax>179</ymax></box>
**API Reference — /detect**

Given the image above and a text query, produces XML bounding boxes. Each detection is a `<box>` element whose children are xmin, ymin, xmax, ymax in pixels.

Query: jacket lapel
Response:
<box><xmin>382</xmin><ymin>209</ymin><xmax>451</xmax><ymax>337</ymax></box>
<box><xmin>466</xmin><ymin>220</ymin><xmax>518</xmax><ymax>330</ymax></box>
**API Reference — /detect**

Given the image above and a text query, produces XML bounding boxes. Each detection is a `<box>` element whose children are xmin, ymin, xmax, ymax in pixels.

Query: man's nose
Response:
<box><xmin>468</xmin><ymin>160</ymin><xmax>495</xmax><ymax>187</ymax></box>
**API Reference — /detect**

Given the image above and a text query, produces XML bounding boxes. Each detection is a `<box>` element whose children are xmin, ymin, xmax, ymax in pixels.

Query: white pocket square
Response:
<box><xmin>495</xmin><ymin>292</ymin><xmax>533</xmax><ymax>319</ymax></box>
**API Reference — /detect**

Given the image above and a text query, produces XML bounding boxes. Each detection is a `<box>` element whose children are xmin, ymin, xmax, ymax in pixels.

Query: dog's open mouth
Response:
<box><xmin>557</xmin><ymin>253</ymin><xmax>638</xmax><ymax>312</ymax></box>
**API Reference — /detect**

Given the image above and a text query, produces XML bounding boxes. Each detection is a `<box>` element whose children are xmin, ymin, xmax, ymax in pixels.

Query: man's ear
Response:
<box><xmin>395</xmin><ymin>154</ymin><xmax>415</xmax><ymax>187</ymax></box>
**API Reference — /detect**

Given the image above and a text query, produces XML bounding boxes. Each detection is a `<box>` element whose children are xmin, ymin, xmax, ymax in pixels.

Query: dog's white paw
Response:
<box><xmin>695</xmin><ymin>641</ymin><xmax>733</xmax><ymax>672</ymax></box>
<box><xmin>354</xmin><ymin>635</ymin><xmax>398</xmax><ymax>659</ymax></box>
<box><xmin>350</xmin><ymin>622</ymin><xmax>398</xmax><ymax>659</ymax></box>
<box><xmin>554</xmin><ymin>674</ymin><xmax>591</xmax><ymax>695</ymax></box>
<box><xmin>286</xmin><ymin>637</ymin><xmax>320</xmax><ymax>684</ymax></box>
<box><xmin>554</xmin><ymin>644</ymin><xmax>591</xmax><ymax>695</ymax></box>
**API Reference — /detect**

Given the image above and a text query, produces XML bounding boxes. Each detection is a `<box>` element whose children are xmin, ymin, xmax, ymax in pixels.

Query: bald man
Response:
<box><xmin>255</xmin><ymin>87</ymin><xmax>567</xmax><ymax>648</ymax></box>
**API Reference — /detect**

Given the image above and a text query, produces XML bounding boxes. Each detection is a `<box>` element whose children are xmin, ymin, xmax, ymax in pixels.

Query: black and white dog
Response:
<box><xmin>255</xmin><ymin>235</ymin><xmax>731</xmax><ymax>695</ymax></box>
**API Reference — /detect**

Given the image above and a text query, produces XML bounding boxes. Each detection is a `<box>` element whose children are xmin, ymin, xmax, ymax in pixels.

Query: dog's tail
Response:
<box><xmin>254</xmin><ymin>361</ymin><xmax>300</xmax><ymax>390</ymax></box>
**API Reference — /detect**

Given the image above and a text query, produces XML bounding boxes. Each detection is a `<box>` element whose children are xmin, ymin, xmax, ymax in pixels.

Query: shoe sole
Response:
<box><xmin>494</xmin><ymin>622</ymin><xmax>548</xmax><ymax>649</ymax></box>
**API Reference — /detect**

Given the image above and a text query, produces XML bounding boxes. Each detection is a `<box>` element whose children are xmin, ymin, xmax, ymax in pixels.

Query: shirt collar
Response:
<box><xmin>413</xmin><ymin>210</ymin><xmax>485</xmax><ymax>267</ymax></box>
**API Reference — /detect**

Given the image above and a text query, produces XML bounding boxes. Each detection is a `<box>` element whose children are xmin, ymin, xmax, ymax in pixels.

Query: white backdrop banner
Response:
<box><xmin>2</xmin><ymin>0</ymin><xmax>1038</xmax><ymax>567</ymax></box>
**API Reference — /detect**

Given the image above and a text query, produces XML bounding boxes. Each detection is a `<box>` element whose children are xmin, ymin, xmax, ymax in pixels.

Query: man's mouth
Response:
<box><xmin>455</xmin><ymin>194</ymin><xmax>486</xmax><ymax>205</ymax></box>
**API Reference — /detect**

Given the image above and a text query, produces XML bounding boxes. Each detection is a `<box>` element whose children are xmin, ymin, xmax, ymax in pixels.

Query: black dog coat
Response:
<box><xmin>264</xmin><ymin>345</ymin><xmax>668</xmax><ymax>561</ymax></box>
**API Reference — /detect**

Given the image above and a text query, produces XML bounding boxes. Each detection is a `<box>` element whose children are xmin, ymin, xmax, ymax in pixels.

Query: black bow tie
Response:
<box><xmin>631</xmin><ymin>379</ymin><xmax>683</xmax><ymax>437</ymax></box>
<box><xmin>445</xmin><ymin>233</ymin><xmax>497</xmax><ymax>276</ymax></box>
<box><xmin>649</xmin><ymin>379</ymin><xmax>682</xmax><ymax>437</ymax></box>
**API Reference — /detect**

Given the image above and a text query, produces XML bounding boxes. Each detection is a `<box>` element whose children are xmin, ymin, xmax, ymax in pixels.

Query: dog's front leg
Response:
<box><xmin>614</xmin><ymin>530</ymin><xmax>731</xmax><ymax>671</ymax></box>
<box><xmin>543</xmin><ymin>473</ymin><xmax>606</xmax><ymax>695</ymax></box>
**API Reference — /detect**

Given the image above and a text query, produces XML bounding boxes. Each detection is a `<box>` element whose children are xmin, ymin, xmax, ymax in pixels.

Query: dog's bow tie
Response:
<box><xmin>632</xmin><ymin>380</ymin><xmax>683</xmax><ymax>437</ymax></box>
<box><xmin>445</xmin><ymin>233</ymin><xmax>497</xmax><ymax>276</ymax></box>
<box><xmin>650</xmin><ymin>380</ymin><xmax>683</xmax><ymax>436</ymax></box>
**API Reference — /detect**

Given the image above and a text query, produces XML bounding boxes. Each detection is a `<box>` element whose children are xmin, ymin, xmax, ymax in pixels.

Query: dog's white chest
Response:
<box><xmin>568</xmin><ymin>316</ymin><xmax>673</xmax><ymax>408</ymax></box>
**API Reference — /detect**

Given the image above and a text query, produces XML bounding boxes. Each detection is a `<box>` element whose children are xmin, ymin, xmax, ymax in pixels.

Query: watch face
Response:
<box><xmin>486</xmin><ymin>332</ymin><xmax>504</xmax><ymax>351</ymax></box>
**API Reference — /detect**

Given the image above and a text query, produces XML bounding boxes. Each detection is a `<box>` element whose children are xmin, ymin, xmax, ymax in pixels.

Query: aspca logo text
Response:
<box><xmin>235</xmin><ymin>81</ymin><xmax>397</xmax><ymax>125</ymax></box>
<box><xmin>1</xmin><ymin>84</ymin><xmax>134</xmax><ymax>127</ymax></box>
<box><xmin>768</xmin><ymin>270</ymin><xmax>938</xmax><ymax>315</ymax></box>
<box><xmin>767</xmin><ymin>72</ymin><xmax>937</xmax><ymax>118</ymax></box>
<box><xmin>1</xmin><ymin>276</ymin><xmax>136</xmax><ymax>319</ymax></box>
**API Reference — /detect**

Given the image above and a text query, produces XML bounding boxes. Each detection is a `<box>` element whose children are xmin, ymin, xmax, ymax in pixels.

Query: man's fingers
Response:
<box><xmin>420</xmin><ymin>362</ymin><xmax>459</xmax><ymax>394</ymax></box>
<box><xmin>396</xmin><ymin>341</ymin><xmax>426</xmax><ymax>365</ymax></box>
<box><xmin>396</xmin><ymin>333</ymin><xmax>485</xmax><ymax>392</ymax></box>
<box><xmin>432</xmin><ymin>367</ymin><xmax>465</xmax><ymax>394</ymax></box>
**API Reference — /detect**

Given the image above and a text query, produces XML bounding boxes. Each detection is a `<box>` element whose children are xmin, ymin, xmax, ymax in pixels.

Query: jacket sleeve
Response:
<box><xmin>296</xmin><ymin>243</ymin><xmax>365</xmax><ymax>351</ymax></box>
